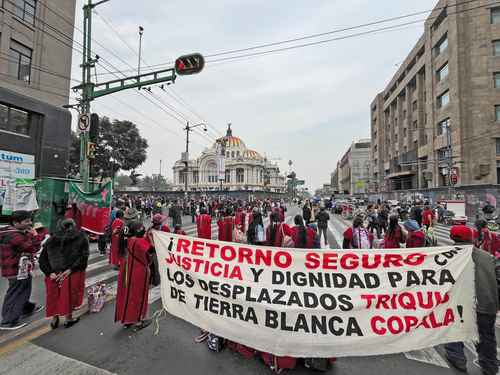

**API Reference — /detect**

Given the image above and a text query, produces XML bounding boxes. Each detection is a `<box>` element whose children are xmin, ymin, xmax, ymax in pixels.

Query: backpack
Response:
<box><xmin>206</xmin><ymin>333</ymin><xmax>225</xmax><ymax>352</ymax></box>
<box><xmin>352</xmin><ymin>227</ymin><xmax>371</xmax><ymax>249</ymax></box>
<box><xmin>423</xmin><ymin>227</ymin><xmax>437</xmax><ymax>247</ymax></box>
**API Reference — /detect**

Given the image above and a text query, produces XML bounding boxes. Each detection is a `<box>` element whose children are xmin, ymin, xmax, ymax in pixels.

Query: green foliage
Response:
<box><xmin>69</xmin><ymin>116</ymin><xmax>148</xmax><ymax>178</ymax></box>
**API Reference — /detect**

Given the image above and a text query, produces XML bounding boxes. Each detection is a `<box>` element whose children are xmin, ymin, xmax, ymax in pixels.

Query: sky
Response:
<box><xmin>70</xmin><ymin>0</ymin><xmax>438</xmax><ymax>191</ymax></box>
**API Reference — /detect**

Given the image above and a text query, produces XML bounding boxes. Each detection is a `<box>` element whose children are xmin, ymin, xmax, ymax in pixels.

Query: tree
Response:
<box><xmin>139</xmin><ymin>174</ymin><xmax>171</xmax><ymax>191</ymax></box>
<box><xmin>114</xmin><ymin>174</ymin><xmax>133</xmax><ymax>189</ymax></box>
<box><xmin>69</xmin><ymin>116</ymin><xmax>148</xmax><ymax>178</ymax></box>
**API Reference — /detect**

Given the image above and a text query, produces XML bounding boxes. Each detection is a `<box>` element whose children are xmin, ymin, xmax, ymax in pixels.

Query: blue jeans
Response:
<box><xmin>445</xmin><ymin>313</ymin><xmax>498</xmax><ymax>375</ymax></box>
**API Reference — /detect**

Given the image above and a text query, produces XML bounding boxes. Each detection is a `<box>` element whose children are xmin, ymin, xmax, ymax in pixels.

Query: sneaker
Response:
<box><xmin>0</xmin><ymin>322</ymin><xmax>28</xmax><ymax>331</ymax></box>
<box><xmin>21</xmin><ymin>304</ymin><xmax>44</xmax><ymax>319</ymax></box>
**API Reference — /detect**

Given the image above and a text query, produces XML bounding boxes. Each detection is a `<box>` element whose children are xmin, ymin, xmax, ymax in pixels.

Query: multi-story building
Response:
<box><xmin>330</xmin><ymin>165</ymin><xmax>339</xmax><ymax>193</ymax></box>
<box><xmin>371</xmin><ymin>0</ymin><xmax>500</xmax><ymax>193</ymax></box>
<box><xmin>0</xmin><ymin>0</ymin><xmax>76</xmax><ymax>182</ymax></box>
<box><xmin>336</xmin><ymin>139</ymin><xmax>371</xmax><ymax>196</ymax></box>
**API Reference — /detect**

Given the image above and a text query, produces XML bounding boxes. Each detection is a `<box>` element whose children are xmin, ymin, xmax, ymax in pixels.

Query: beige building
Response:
<box><xmin>173</xmin><ymin>125</ymin><xmax>286</xmax><ymax>193</ymax></box>
<box><xmin>0</xmin><ymin>0</ymin><xmax>76</xmax><ymax>178</ymax></box>
<box><xmin>371</xmin><ymin>0</ymin><xmax>500</xmax><ymax>193</ymax></box>
<box><xmin>337</xmin><ymin>139</ymin><xmax>371</xmax><ymax>196</ymax></box>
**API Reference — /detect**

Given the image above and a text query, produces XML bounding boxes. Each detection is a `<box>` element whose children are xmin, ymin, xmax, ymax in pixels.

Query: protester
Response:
<box><xmin>114</xmin><ymin>221</ymin><xmax>152</xmax><ymax>330</ymax></box>
<box><xmin>173</xmin><ymin>224</ymin><xmax>187</xmax><ymax>235</ymax></box>
<box><xmin>33</xmin><ymin>222</ymin><xmax>49</xmax><ymax>244</ymax></box>
<box><xmin>409</xmin><ymin>201</ymin><xmax>423</xmax><ymax>227</ymax></box>
<box><xmin>110</xmin><ymin>210</ymin><xmax>125</xmax><ymax>268</ymax></box>
<box><xmin>0</xmin><ymin>211</ymin><xmax>43</xmax><ymax>330</ymax></box>
<box><xmin>266</xmin><ymin>211</ymin><xmax>292</xmax><ymax>247</ymax></box>
<box><xmin>343</xmin><ymin>216</ymin><xmax>373</xmax><ymax>249</ymax></box>
<box><xmin>39</xmin><ymin>219</ymin><xmax>89</xmax><ymax>329</ymax></box>
<box><xmin>302</xmin><ymin>202</ymin><xmax>312</xmax><ymax>225</ymax></box>
<box><xmin>404</xmin><ymin>219</ymin><xmax>425</xmax><ymax>248</ymax></box>
<box><xmin>445</xmin><ymin>225</ymin><xmax>499</xmax><ymax>375</ymax></box>
<box><xmin>422</xmin><ymin>205</ymin><xmax>435</xmax><ymax>229</ymax></box>
<box><xmin>474</xmin><ymin>218</ymin><xmax>494</xmax><ymax>255</ymax></box>
<box><xmin>145</xmin><ymin>214</ymin><xmax>170</xmax><ymax>245</ymax></box>
<box><xmin>247</xmin><ymin>211</ymin><xmax>265</xmax><ymax>245</ymax></box>
<box><xmin>218</xmin><ymin>208</ymin><xmax>235</xmax><ymax>242</ymax></box>
<box><xmin>316</xmin><ymin>207</ymin><xmax>330</xmax><ymax>246</ymax></box>
<box><xmin>291</xmin><ymin>215</ymin><xmax>315</xmax><ymax>248</ymax></box>
<box><xmin>383</xmin><ymin>214</ymin><xmax>406</xmax><ymax>249</ymax></box>
<box><xmin>196</xmin><ymin>208</ymin><xmax>212</xmax><ymax>240</ymax></box>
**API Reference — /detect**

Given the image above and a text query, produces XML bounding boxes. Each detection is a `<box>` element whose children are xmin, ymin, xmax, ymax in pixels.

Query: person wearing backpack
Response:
<box><xmin>343</xmin><ymin>216</ymin><xmax>373</xmax><ymax>249</ymax></box>
<box><xmin>291</xmin><ymin>215</ymin><xmax>315</xmax><ymax>248</ymax></box>
<box><xmin>266</xmin><ymin>211</ymin><xmax>293</xmax><ymax>247</ymax></box>
<box><xmin>422</xmin><ymin>205</ymin><xmax>436</xmax><ymax>230</ymax></box>
<box><xmin>404</xmin><ymin>220</ymin><xmax>426</xmax><ymax>248</ymax></box>
<box><xmin>444</xmin><ymin>225</ymin><xmax>499</xmax><ymax>375</ymax></box>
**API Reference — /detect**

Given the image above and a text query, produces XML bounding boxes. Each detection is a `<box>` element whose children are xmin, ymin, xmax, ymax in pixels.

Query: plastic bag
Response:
<box><xmin>88</xmin><ymin>284</ymin><xmax>107</xmax><ymax>313</ymax></box>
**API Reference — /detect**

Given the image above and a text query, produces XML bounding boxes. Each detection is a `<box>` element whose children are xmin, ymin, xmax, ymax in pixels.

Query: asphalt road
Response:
<box><xmin>0</xmin><ymin>206</ymin><xmax>495</xmax><ymax>375</ymax></box>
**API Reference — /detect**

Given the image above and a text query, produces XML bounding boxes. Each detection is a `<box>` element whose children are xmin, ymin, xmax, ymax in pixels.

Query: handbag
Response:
<box><xmin>281</xmin><ymin>225</ymin><xmax>294</xmax><ymax>248</ymax></box>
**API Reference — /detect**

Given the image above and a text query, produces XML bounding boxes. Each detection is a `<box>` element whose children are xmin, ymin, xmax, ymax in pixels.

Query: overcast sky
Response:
<box><xmin>70</xmin><ymin>0</ymin><xmax>437</xmax><ymax>190</ymax></box>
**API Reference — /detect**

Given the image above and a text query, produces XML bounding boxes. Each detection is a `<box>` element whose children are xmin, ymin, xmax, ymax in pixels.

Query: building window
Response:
<box><xmin>493</xmin><ymin>40</ymin><xmax>500</xmax><ymax>56</ymax></box>
<box><xmin>413</xmin><ymin>120</ymin><xmax>418</xmax><ymax>130</ymax></box>
<box><xmin>14</xmin><ymin>0</ymin><xmax>36</xmax><ymax>25</ymax></box>
<box><xmin>437</xmin><ymin>63</ymin><xmax>449</xmax><ymax>82</ymax></box>
<box><xmin>231</xmin><ymin>151</ymin><xmax>235</xmax><ymax>158</ymax></box>
<box><xmin>236</xmin><ymin>168</ymin><xmax>244</xmax><ymax>184</ymax></box>
<box><xmin>496</xmin><ymin>139</ymin><xmax>500</xmax><ymax>155</ymax></box>
<box><xmin>437</xmin><ymin>90</ymin><xmax>450</xmax><ymax>108</ymax></box>
<box><xmin>437</xmin><ymin>118</ymin><xmax>450</xmax><ymax>135</ymax></box>
<box><xmin>0</xmin><ymin>103</ymin><xmax>30</xmax><ymax>135</ymax></box>
<box><xmin>434</xmin><ymin>34</ymin><xmax>448</xmax><ymax>57</ymax></box>
<box><xmin>259</xmin><ymin>170</ymin><xmax>263</xmax><ymax>184</ymax></box>
<box><xmin>496</xmin><ymin>105</ymin><xmax>500</xmax><ymax>122</ymax></box>
<box><xmin>226</xmin><ymin>151</ymin><xmax>230</xmax><ymax>158</ymax></box>
<box><xmin>192</xmin><ymin>171</ymin><xmax>199</xmax><ymax>184</ymax></box>
<box><xmin>9</xmin><ymin>40</ymin><xmax>32</xmax><ymax>83</ymax></box>
<box><xmin>497</xmin><ymin>161</ymin><xmax>500</xmax><ymax>185</ymax></box>
<box><xmin>412</xmin><ymin>101</ymin><xmax>418</xmax><ymax>111</ymax></box>
<box><xmin>494</xmin><ymin>72</ymin><xmax>500</xmax><ymax>88</ymax></box>
<box><xmin>225</xmin><ymin>169</ymin><xmax>231</xmax><ymax>183</ymax></box>
<box><xmin>492</xmin><ymin>7</ymin><xmax>500</xmax><ymax>24</ymax></box>
<box><xmin>403</xmin><ymin>128</ymin><xmax>407</xmax><ymax>137</ymax></box>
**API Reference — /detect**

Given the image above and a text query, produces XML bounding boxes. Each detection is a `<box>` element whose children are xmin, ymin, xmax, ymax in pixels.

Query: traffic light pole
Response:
<box><xmin>74</xmin><ymin>1</ymin><xmax>203</xmax><ymax>193</ymax></box>
<box><xmin>183</xmin><ymin>122</ymin><xmax>206</xmax><ymax>196</ymax></box>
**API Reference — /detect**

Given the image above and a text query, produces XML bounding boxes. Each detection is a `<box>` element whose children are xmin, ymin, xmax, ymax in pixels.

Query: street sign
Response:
<box><xmin>175</xmin><ymin>53</ymin><xmax>205</xmax><ymax>75</ymax></box>
<box><xmin>78</xmin><ymin>114</ymin><xmax>90</xmax><ymax>131</ymax></box>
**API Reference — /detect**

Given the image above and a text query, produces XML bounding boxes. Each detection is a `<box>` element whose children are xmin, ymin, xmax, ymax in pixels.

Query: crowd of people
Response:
<box><xmin>0</xmin><ymin>195</ymin><xmax>499</xmax><ymax>374</ymax></box>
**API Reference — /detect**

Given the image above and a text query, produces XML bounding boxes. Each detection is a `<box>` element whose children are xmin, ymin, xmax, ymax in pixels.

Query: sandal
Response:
<box><xmin>50</xmin><ymin>316</ymin><xmax>59</xmax><ymax>329</ymax></box>
<box><xmin>194</xmin><ymin>330</ymin><xmax>209</xmax><ymax>343</ymax></box>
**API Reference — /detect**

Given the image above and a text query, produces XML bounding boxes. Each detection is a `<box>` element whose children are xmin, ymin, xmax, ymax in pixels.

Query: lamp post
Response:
<box><xmin>184</xmin><ymin>122</ymin><xmax>207</xmax><ymax>197</ymax></box>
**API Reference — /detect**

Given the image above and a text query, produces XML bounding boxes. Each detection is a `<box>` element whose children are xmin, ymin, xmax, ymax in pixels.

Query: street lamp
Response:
<box><xmin>184</xmin><ymin>122</ymin><xmax>207</xmax><ymax>196</ymax></box>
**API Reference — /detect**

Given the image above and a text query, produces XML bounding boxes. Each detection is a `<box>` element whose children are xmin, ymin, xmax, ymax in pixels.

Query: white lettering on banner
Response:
<box><xmin>0</xmin><ymin>150</ymin><xmax>35</xmax><ymax>164</ymax></box>
<box><xmin>153</xmin><ymin>232</ymin><xmax>478</xmax><ymax>357</ymax></box>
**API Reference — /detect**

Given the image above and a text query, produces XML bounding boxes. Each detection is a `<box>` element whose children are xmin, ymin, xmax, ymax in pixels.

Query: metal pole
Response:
<box><xmin>447</xmin><ymin>124</ymin><xmax>453</xmax><ymax>199</ymax></box>
<box><xmin>185</xmin><ymin>122</ymin><xmax>189</xmax><ymax>196</ymax></box>
<box><xmin>138</xmin><ymin>26</ymin><xmax>143</xmax><ymax>77</ymax></box>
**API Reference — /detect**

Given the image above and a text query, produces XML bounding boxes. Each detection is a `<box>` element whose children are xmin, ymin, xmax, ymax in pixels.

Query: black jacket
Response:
<box><xmin>39</xmin><ymin>229</ymin><xmax>89</xmax><ymax>275</ymax></box>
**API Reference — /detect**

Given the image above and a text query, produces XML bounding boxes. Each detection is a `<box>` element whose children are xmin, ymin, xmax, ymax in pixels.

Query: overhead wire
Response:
<box><xmin>89</xmin><ymin>0</ymin><xmax>486</xmax><ymax>75</ymax></box>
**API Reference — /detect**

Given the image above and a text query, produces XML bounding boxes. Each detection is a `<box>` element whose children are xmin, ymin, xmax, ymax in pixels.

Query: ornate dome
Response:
<box><xmin>214</xmin><ymin>124</ymin><xmax>246</xmax><ymax>150</ymax></box>
<box><xmin>243</xmin><ymin>149</ymin><xmax>263</xmax><ymax>160</ymax></box>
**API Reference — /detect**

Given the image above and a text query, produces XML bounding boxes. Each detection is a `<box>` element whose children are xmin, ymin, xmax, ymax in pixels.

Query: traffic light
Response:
<box><xmin>89</xmin><ymin>113</ymin><xmax>99</xmax><ymax>142</ymax></box>
<box><xmin>175</xmin><ymin>53</ymin><xmax>205</xmax><ymax>75</ymax></box>
<box><xmin>87</xmin><ymin>142</ymin><xmax>96</xmax><ymax>158</ymax></box>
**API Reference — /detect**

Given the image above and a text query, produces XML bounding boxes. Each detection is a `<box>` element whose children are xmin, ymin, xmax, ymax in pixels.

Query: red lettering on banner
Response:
<box><xmin>177</xmin><ymin>239</ymin><xmax>191</xmax><ymax>253</ymax></box>
<box><xmin>305</xmin><ymin>252</ymin><xmax>320</xmax><ymax>269</ymax></box>
<box><xmin>191</xmin><ymin>241</ymin><xmax>204</xmax><ymax>256</ymax></box>
<box><xmin>206</xmin><ymin>242</ymin><xmax>219</xmax><ymax>257</ymax></box>
<box><xmin>340</xmin><ymin>253</ymin><xmax>358</xmax><ymax>270</ymax></box>
<box><xmin>238</xmin><ymin>247</ymin><xmax>254</xmax><ymax>264</ymax></box>
<box><xmin>371</xmin><ymin>309</ymin><xmax>456</xmax><ymax>335</ymax></box>
<box><xmin>274</xmin><ymin>251</ymin><xmax>292</xmax><ymax>269</ymax></box>
<box><xmin>362</xmin><ymin>292</ymin><xmax>450</xmax><ymax>310</ymax></box>
<box><xmin>323</xmin><ymin>253</ymin><xmax>339</xmax><ymax>270</ymax></box>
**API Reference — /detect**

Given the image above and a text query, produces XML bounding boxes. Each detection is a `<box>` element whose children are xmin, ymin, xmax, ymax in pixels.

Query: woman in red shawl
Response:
<box><xmin>266</xmin><ymin>211</ymin><xmax>292</xmax><ymax>247</ymax></box>
<box><xmin>217</xmin><ymin>208</ymin><xmax>235</xmax><ymax>242</ymax></box>
<box><xmin>291</xmin><ymin>215</ymin><xmax>315</xmax><ymax>248</ymax></box>
<box><xmin>110</xmin><ymin>210</ymin><xmax>124</xmax><ymax>268</ymax></box>
<box><xmin>115</xmin><ymin>221</ymin><xmax>152</xmax><ymax>330</ymax></box>
<box><xmin>196</xmin><ymin>208</ymin><xmax>212</xmax><ymax>239</ymax></box>
<box><xmin>39</xmin><ymin>219</ymin><xmax>89</xmax><ymax>329</ymax></box>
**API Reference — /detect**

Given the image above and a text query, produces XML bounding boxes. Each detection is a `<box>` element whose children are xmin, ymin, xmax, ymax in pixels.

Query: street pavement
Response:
<box><xmin>0</xmin><ymin>207</ymin><xmax>495</xmax><ymax>375</ymax></box>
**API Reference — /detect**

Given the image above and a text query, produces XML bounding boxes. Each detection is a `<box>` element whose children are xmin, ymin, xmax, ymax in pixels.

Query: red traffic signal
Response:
<box><xmin>175</xmin><ymin>53</ymin><xmax>205</xmax><ymax>75</ymax></box>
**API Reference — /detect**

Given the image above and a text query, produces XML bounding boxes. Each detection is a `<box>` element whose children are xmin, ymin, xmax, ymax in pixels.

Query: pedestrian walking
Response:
<box><xmin>302</xmin><ymin>203</ymin><xmax>312</xmax><ymax>225</ymax></box>
<box><xmin>114</xmin><ymin>221</ymin><xmax>152</xmax><ymax>330</ymax></box>
<box><xmin>217</xmin><ymin>208</ymin><xmax>235</xmax><ymax>242</ymax></box>
<box><xmin>38</xmin><ymin>219</ymin><xmax>89</xmax><ymax>329</ymax></box>
<box><xmin>109</xmin><ymin>210</ymin><xmax>124</xmax><ymax>268</ymax></box>
<box><xmin>291</xmin><ymin>215</ymin><xmax>315</xmax><ymax>248</ymax></box>
<box><xmin>266</xmin><ymin>211</ymin><xmax>292</xmax><ymax>247</ymax></box>
<box><xmin>247</xmin><ymin>211</ymin><xmax>265</xmax><ymax>245</ymax></box>
<box><xmin>316</xmin><ymin>207</ymin><xmax>330</xmax><ymax>246</ymax></box>
<box><xmin>343</xmin><ymin>216</ymin><xmax>373</xmax><ymax>249</ymax></box>
<box><xmin>0</xmin><ymin>211</ymin><xmax>43</xmax><ymax>330</ymax></box>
